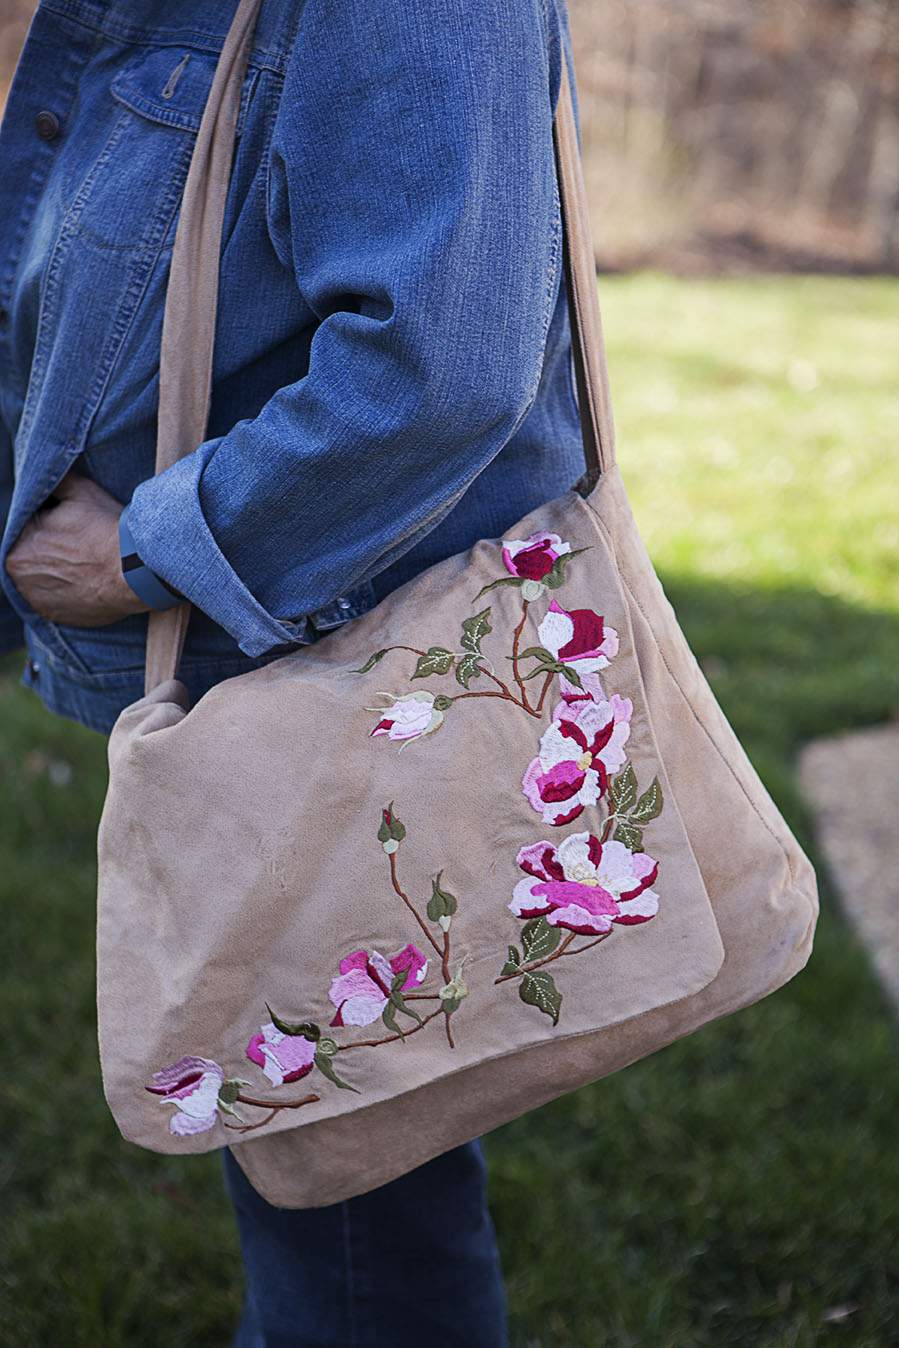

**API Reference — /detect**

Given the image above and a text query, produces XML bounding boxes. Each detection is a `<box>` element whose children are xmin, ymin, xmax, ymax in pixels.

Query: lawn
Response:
<box><xmin>3</xmin><ymin>275</ymin><xmax>898</xmax><ymax>1347</ymax></box>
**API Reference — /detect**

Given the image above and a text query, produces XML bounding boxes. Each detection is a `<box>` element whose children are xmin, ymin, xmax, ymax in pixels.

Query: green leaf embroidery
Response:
<box><xmin>389</xmin><ymin>972</ymin><xmax>424</xmax><ymax>1026</ymax></box>
<box><xmin>542</xmin><ymin>547</ymin><xmax>590</xmax><ymax>590</ymax></box>
<box><xmin>520</xmin><ymin>916</ymin><xmax>562</xmax><ymax>962</ymax></box>
<box><xmin>558</xmin><ymin>664</ymin><xmax>583</xmax><ymax>689</ymax></box>
<box><xmin>382</xmin><ymin>999</ymin><xmax>405</xmax><ymax>1038</ymax></box>
<box><xmin>461</xmin><ymin>608</ymin><xmax>492</xmax><ymax>656</ymax></box>
<box><xmin>411</xmin><ymin>646</ymin><xmax>454</xmax><ymax>679</ymax></box>
<box><xmin>500</xmin><ymin>944</ymin><xmax>522</xmax><ymax>977</ymax></box>
<box><xmin>515</xmin><ymin>645</ymin><xmax>556</xmax><ymax>663</ymax></box>
<box><xmin>265</xmin><ymin>1006</ymin><xmax>321</xmax><ymax>1040</ymax></box>
<box><xmin>426</xmin><ymin>872</ymin><xmax>458</xmax><ymax>923</ymax></box>
<box><xmin>629</xmin><ymin>776</ymin><xmax>664</xmax><ymax>824</ymax></box>
<box><xmin>613</xmin><ymin>821</ymin><xmax>644</xmax><ymax>851</ymax></box>
<box><xmin>455</xmin><ymin>652</ymin><xmax>483</xmax><ymax>688</ymax></box>
<box><xmin>314</xmin><ymin>1049</ymin><xmax>359</xmax><ymax>1092</ymax></box>
<box><xmin>473</xmin><ymin>576</ymin><xmax>523</xmax><ymax>601</ymax></box>
<box><xmin>352</xmin><ymin>649</ymin><xmax>389</xmax><ymax>673</ymax></box>
<box><xmin>610</xmin><ymin>763</ymin><xmax>638</xmax><ymax>813</ymax></box>
<box><xmin>519</xmin><ymin>970</ymin><xmax>562</xmax><ymax>1025</ymax></box>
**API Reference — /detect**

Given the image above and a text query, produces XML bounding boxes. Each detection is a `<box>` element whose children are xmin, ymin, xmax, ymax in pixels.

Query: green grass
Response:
<box><xmin>3</xmin><ymin>275</ymin><xmax>898</xmax><ymax>1346</ymax></box>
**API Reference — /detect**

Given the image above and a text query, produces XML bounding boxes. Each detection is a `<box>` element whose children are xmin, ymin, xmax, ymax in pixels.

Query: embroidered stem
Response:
<box><xmin>441</xmin><ymin>928</ymin><xmax>455</xmax><ymax>1048</ymax></box>
<box><xmin>493</xmin><ymin>930</ymin><xmax>613</xmax><ymax>984</ymax></box>
<box><xmin>224</xmin><ymin>1091</ymin><xmax>321</xmax><ymax>1133</ymax></box>
<box><xmin>389</xmin><ymin>851</ymin><xmax>443</xmax><ymax>957</ymax></box>
<box><xmin>452</xmin><ymin>687</ymin><xmax>542</xmax><ymax>718</ymax></box>
<box><xmin>511</xmin><ymin>600</ymin><xmax>532</xmax><ymax>711</ymax></box>
<box><xmin>337</xmin><ymin>1007</ymin><xmax>444</xmax><ymax>1051</ymax></box>
<box><xmin>535</xmin><ymin>670</ymin><xmax>555</xmax><ymax>714</ymax></box>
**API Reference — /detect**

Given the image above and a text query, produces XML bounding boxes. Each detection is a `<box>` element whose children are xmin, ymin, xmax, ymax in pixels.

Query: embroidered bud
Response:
<box><xmin>439</xmin><ymin>963</ymin><xmax>469</xmax><ymax>1015</ymax></box>
<box><xmin>217</xmin><ymin>1079</ymin><xmax>242</xmax><ymax>1106</ymax></box>
<box><xmin>316</xmin><ymin>1037</ymin><xmax>339</xmax><ymax>1058</ymax></box>
<box><xmin>377</xmin><ymin>803</ymin><xmax>406</xmax><ymax>850</ymax></box>
<box><xmin>520</xmin><ymin>578</ymin><xmax>546</xmax><ymax>602</ymax></box>
<box><xmin>432</xmin><ymin>694</ymin><xmax>454</xmax><ymax>712</ymax></box>
<box><xmin>426</xmin><ymin>871</ymin><xmax>458</xmax><ymax>929</ymax></box>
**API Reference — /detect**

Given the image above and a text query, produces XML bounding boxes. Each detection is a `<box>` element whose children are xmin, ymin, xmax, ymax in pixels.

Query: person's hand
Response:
<box><xmin>6</xmin><ymin>471</ymin><xmax>149</xmax><ymax>627</ymax></box>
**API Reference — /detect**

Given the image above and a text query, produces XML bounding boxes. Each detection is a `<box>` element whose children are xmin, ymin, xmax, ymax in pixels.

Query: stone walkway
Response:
<box><xmin>799</xmin><ymin>723</ymin><xmax>899</xmax><ymax>1012</ymax></box>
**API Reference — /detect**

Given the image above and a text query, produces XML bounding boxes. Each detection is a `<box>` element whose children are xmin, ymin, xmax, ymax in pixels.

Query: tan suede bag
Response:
<box><xmin>97</xmin><ymin>0</ymin><xmax>818</xmax><ymax>1208</ymax></box>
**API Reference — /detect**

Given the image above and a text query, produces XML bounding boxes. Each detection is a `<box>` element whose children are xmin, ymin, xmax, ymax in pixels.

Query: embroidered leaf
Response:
<box><xmin>217</xmin><ymin>1080</ymin><xmax>242</xmax><ymax>1105</ymax></box>
<box><xmin>412</xmin><ymin>646</ymin><xmax>455</xmax><ymax>679</ymax></box>
<box><xmin>314</xmin><ymin>1048</ymin><xmax>359</xmax><ymax>1092</ymax></box>
<box><xmin>461</xmin><ymin>608</ymin><xmax>493</xmax><ymax>657</ymax></box>
<box><xmin>382</xmin><ymin>999</ymin><xmax>406</xmax><ymax>1038</ymax></box>
<box><xmin>427</xmin><ymin>872</ymin><xmax>458</xmax><ymax>923</ymax></box>
<box><xmin>265</xmin><ymin>1006</ymin><xmax>321</xmax><ymax>1040</ymax></box>
<box><xmin>352</xmin><ymin>649</ymin><xmax>389</xmax><ymax>673</ymax></box>
<box><xmin>542</xmin><ymin>547</ymin><xmax>590</xmax><ymax>590</ymax></box>
<box><xmin>473</xmin><ymin>576</ymin><xmax>523</xmax><ymax>601</ymax></box>
<box><xmin>500</xmin><ymin>945</ymin><xmax>522</xmax><ymax>976</ymax></box>
<box><xmin>558</xmin><ymin>664</ymin><xmax>583</xmax><ymax>689</ymax></box>
<box><xmin>613</xmin><ymin>821</ymin><xmax>644</xmax><ymax>851</ymax></box>
<box><xmin>521</xmin><ymin>916</ymin><xmax>562</xmax><ymax>962</ymax></box>
<box><xmin>519</xmin><ymin>970</ymin><xmax>562</xmax><ymax>1025</ymax></box>
<box><xmin>390</xmin><ymin>972</ymin><xmax>424</xmax><ymax>1025</ymax></box>
<box><xmin>455</xmin><ymin>653</ymin><xmax>483</xmax><ymax>688</ymax></box>
<box><xmin>609</xmin><ymin>763</ymin><xmax>638</xmax><ymax>813</ymax></box>
<box><xmin>377</xmin><ymin>804</ymin><xmax>406</xmax><ymax>844</ymax></box>
<box><xmin>630</xmin><ymin>776</ymin><xmax>664</xmax><ymax>824</ymax></box>
<box><xmin>515</xmin><ymin>646</ymin><xmax>556</xmax><ymax>664</ymax></box>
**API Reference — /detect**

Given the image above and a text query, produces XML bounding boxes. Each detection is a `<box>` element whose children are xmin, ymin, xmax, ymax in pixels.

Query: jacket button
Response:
<box><xmin>35</xmin><ymin>110</ymin><xmax>61</xmax><ymax>141</ymax></box>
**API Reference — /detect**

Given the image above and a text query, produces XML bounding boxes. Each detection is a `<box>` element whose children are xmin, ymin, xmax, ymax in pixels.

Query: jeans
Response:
<box><xmin>222</xmin><ymin>1141</ymin><xmax>508</xmax><ymax>1348</ymax></box>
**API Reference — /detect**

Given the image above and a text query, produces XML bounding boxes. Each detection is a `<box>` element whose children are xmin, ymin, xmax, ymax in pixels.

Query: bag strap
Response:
<box><xmin>144</xmin><ymin>3</ymin><xmax>615</xmax><ymax>694</ymax></box>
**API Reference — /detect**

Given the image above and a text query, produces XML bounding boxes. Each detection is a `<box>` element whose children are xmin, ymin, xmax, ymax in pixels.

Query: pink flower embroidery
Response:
<box><xmin>370</xmin><ymin>691</ymin><xmax>445</xmax><ymax>743</ymax></box>
<box><xmin>329</xmin><ymin>944</ymin><xmax>429</xmax><ymax>1026</ymax></box>
<box><xmin>502</xmin><ymin>532</ymin><xmax>571</xmax><ymax>581</ymax></box>
<box><xmin>145</xmin><ymin>1055</ymin><xmax>224</xmax><ymax>1137</ymax></box>
<box><xmin>522</xmin><ymin>693</ymin><xmax>633</xmax><ymax>825</ymax></box>
<box><xmin>538</xmin><ymin>601</ymin><xmax>619</xmax><ymax>681</ymax></box>
<box><xmin>246</xmin><ymin>1024</ymin><xmax>317</xmax><ymax>1087</ymax></box>
<box><xmin>511</xmin><ymin>833</ymin><xmax>659</xmax><ymax>935</ymax></box>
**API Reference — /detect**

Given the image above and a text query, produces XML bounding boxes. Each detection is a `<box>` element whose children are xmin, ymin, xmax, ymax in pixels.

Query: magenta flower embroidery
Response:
<box><xmin>523</xmin><ymin>693</ymin><xmax>633</xmax><ymax>825</ymax></box>
<box><xmin>511</xmin><ymin>833</ymin><xmax>659</xmax><ymax>935</ymax></box>
<box><xmin>538</xmin><ymin>601</ymin><xmax>619</xmax><ymax>681</ymax></box>
<box><xmin>502</xmin><ymin>532</ymin><xmax>571</xmax><ymax>581</ymax></box>
<box><xmin>246</xmin><ymin>1024</ymin><xmax>317</xmax><ymax>1086</ymax></box>
<box><xmin>145</xmin><ymin>1055</ymin><xmax>224</xmax><ymax>1136</ymax></box>
<box><xmin>370</xmin><ymin>691</ymin><xmax>446</xmax><ymax>743</ymax></box>
<box><xmin>329</xmin><ymin>944</ymin><xmax>429</xmax><ymax>1026</ymax></box>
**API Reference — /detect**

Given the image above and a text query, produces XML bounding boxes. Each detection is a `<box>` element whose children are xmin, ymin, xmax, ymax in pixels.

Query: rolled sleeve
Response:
<box><xmin>126</xmin><ymin>0</ymin><xmax>565</xmax><ymax>657</ymax></box>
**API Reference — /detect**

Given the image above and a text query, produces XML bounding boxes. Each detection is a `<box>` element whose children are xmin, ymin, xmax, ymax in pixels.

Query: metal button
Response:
<box><xmin>35</xmin><ymin>110</ymin><xmax>61</xmax><ymax>141</ymax></box>
<box><xmin>337</xmin><ymin>597</ymin><xmax>352</xmax><ymax>611</ymax></box>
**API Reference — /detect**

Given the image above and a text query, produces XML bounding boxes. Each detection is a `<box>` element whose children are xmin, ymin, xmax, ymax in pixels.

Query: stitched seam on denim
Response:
<box><xmin>583</xmin><ymin>488</ymin><xmax>798</xmax><ymax>889</ymax></box>
<box><xmin>40</xmin><ymin>1</ymin><xmax>290</xmax><ymax>75</ymax></box>
<box><xmin>111</xmin><ymin>59</ymin><xmax>260</xmax><ymax>137</ymax></box>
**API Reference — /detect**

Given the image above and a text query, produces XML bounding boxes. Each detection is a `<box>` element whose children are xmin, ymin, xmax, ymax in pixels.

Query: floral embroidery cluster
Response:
<box><xmin>147</xmin><ymin>529</ymin><xmax>663</xmax><ymax>1137</ymax></box>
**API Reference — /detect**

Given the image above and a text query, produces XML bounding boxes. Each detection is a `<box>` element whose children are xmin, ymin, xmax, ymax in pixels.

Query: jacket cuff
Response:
<box><xmin>125</xmin><ymin>454</ymin><xmax>316</xmax><ymax>658</ymax></box>
<box><xmin>0</xmin><ymin>605</ymin><xmax>24</xmax><ymax>655</ymax></box>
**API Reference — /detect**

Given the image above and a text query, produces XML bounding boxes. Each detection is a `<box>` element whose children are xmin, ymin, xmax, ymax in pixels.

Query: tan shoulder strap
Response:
<box><xmin>145</xmin><ymin>1</ymin><xmax>615</xmax><ymax>693</ymax></box>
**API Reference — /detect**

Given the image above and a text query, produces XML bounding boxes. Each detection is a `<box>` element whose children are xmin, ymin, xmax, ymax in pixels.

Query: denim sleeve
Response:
<box><xmin>125</xmin><ymin>0</ymin><xmax>565</xmax><ymax>658</ymax></box>
<box><xmin>0</xmin><ymin>420</ymin><xmax>24</xmax><ymax>653</ymax></box>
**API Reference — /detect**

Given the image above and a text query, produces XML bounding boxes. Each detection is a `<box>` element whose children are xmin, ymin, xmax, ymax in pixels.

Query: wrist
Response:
<box><xmin>118</xmin><ymin>507</ymin><xmax>184</xmax><ymax>612</ymax></box>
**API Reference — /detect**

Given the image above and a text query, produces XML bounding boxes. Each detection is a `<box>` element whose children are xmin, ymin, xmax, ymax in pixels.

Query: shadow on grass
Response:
<box><xmin>2</xmin><ymin>575</ymin><xmax>898</xmax><ymax>1347</ymax></box>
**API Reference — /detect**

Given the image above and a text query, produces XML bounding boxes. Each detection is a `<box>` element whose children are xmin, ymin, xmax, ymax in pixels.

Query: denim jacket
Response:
<box><xmin>0</xmin><ymin>0</ymin><xmax>586</xmax><ymax>732</ymax></box>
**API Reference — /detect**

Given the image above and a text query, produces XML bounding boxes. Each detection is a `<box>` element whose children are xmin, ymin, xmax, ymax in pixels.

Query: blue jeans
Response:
<box><xmin>222</xmin><ymin>1141</ymin><xmax>508</xmax><ymax>1348</ymax></box>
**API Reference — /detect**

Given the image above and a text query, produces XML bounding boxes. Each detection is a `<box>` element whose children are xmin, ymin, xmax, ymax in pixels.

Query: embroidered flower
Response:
<box><xmin>538</xmin><ymin>601</ymin><xmax>619</xmax><ymax>682</ymax></box>
<box><xmin>145</xmin><ymin>1055</ymin><xmax>225</xmax><ymax>1137</ymax></box>
<box><xmin>511</xmin><ymin>833</ymin><xmax>659</xmax><ymax>935</ymax></box>
<box><xmin>502</xmin><ymin>532</ymin><xmax>571</xmax><ymax>582</ymax></box>
<box><xmin>245</xmin><ymin>1024</ymin><xmax>317</xmax><ymax>1087</ymax></box>
<box><xmin>329</xmin><ymin>944</ymin><xmax>429</xmax><ymax>1026</ymax></box>
<box><xmin>370</xmin><ymin>691</ymin><xmax>446</xmax><ymax>743</ymax></box>
<box><xmin>522</xmin><ymin>694</ymin><xmax>633</xmax><ymax>825</ymax></box>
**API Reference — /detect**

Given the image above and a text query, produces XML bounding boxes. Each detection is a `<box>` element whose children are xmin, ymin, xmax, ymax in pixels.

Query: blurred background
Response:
<box><xmin>2</xmin><ymin>2</ymin><xmax>897</xmax><ymax>1346</ymax></box>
